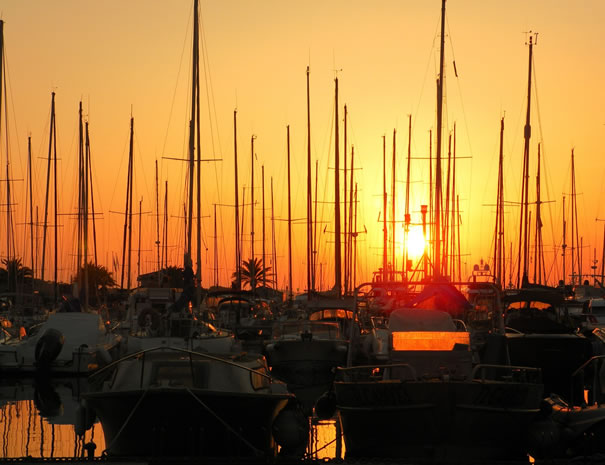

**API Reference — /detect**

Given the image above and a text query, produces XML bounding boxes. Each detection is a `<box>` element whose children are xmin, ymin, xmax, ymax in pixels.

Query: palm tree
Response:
<box><xmin>232</xmin><ymin>257</ymin><xmax>273</xmax><ymax>291</ymax></box>
<box><xmin>72</xmin><ymin>262</ymin><xmax>117</xmax><ymax>305</ymax></box>
<box><xmin>0</xmin><ymin>257</ymin><xmax>33</xmax><ymax>293</ymax></box>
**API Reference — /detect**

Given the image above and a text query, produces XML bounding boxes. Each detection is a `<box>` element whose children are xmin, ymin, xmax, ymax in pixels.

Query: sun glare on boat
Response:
<box><xmin>407</xmin><ymin>227</ymin><xmax>426</xmax><ymax>259</ymax></box>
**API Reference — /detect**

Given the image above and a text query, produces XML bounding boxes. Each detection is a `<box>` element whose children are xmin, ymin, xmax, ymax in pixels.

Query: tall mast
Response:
<box><xmin>517</xmin><ymin>32</ymin><xmax>537</xmax><ymax>287</ymax></box>
<box><xmin>27</xmin><ymin>136</ymin><xmax>35</xmax><ymax>278</ymax></box>
<box><xmin>562</xmin><ymin>195</ymin><xmax>567</xmax><ymax>286</ymax></box>
<box><xmin>155</xmin><ymin>160</ymin><xmax>160</xmax><ymax>285</ymax></box>
<box><xmin>343</xmin><ymin>105</ymin><xmax>348</xmax><ymax>293</ymax></box>
<box><xmin>334</xmin><ymin>77</ymin><xmax>342</xmax><ymax>296</ymax></box>
<box><xmin>137</xmin><ymin>197</ymin><xmax>142</xmax><ymax>282</ymax></box>
<box><xmin>77</xmin><ymin>102</ymin><xmax>84</xmax><ymax>277</ymax></box>
<box><xmin>348</xmin><ymin>141</ymin><xmax>355</xmax><ymax>292</ymax></box>
<box><xmin>306</xmin><ymin>66</ymin><xmax>313</xmax><ymax>296</ymax></box>
<box><xmin>233</xmin><ymin>110</ymin><xmax>241</xmax><ymax>289</ymax></box>
<box><xmin>444</xmin><ymin>134</ymin><xmax>452</xmax><ymax>276</ymax></box>
<box><xmin>86</xmin><ymin>123</ymin><xmax>98</xmax><ymax>267</ymax></box>
<box><xmin>41</xmin><ymin>92</ymin><xmax>57</xmax><ymax>302</ymax></box>
<box><xmin>382</xmin><ymin>135</ymin><xmax>388</xmax><ymax>282</ymax></box>
<box><xmin>163</xmin><ymin>181</ymin><xmax>168</xmax><ymax>269</ymax></box>
<box><xmin>214</xmin><ymin>203</ymin><xmax>218</xmax><ymax>287</ymax></box>
<box><xmin>571</xmin><ymin>148</ymin><xmax>580</xmax><ymax>285</ymax></box>
<box><xmin>534</xmin><ymin>143</ymin><xmax>544</xmax><ymax>284</ymax></box>
<box><xmin>194</xmin><ymin>0</ymin><xmax>202</xmax><ymax>292</ymax></box>
<box><xmin>404</xmin><ymin>115</ymin><xmax>412</xmax><ymax>282</ymax></box>
<box><xmin>434</xmin><ymin>0</ymin><xmax>446</xmax><ymax>279</ymax></box>
<box><xmin>287</xmin><ymin>125</ymin><xmax>293</xmax><ymax>300</ymax></box>
<box><xmin>120</xmin><ymin>116</ymin><xmax>134</xmax><ymax>289</ymax></box>
<box><xmin>494</xmin><ymin>117</ymin><xmax>505</xmax><ymax>287</ymax></box>
<box><xmin>600</xmin><ymin>224</ymin><xmax>605</xmax><ymax>284</ymax></box>
<box><xmin>186</xmin><ymin>0</ymin><xmax>199</xmax><ymax>273</ymax></box>
<box><xmin>83</xmin><ymin>120</ymin><xmax>90</xmax><ymax>310</ymax></box>
<box><xmin>391</xmin><ymin>129</ymin><xmax>396</xmax><ymax>281</ymax></box>
<box><xmin>262</xmin><ymin>164</ymin><xmax>266</xmax><ymax>289</ymax></box>
<box><xmin>250</xmin><ymin>135</ymin><xmax>256</xmax><ymax>262</ymax></box>
<box><xmin>270</xmin><ymin>177</ymin><xmax>277</xmax><ymax>292</ymax></box>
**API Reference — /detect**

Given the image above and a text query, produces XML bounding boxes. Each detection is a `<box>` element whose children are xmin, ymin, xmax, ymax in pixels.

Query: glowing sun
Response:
<box><xmin>407</xmin><ymin>227</ymin><xmax>426</xmax><ymax>259</ymax></box>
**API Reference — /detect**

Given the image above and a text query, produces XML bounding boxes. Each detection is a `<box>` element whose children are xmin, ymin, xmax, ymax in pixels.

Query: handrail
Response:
<box><xmin>569</xmin><ymin>355</ymin><xmax>605</xmax><ymax>407</ymax></box>
<box><xmin>89</xmin><ymin>345</ymin><xmax>275</xmax><ymax>382</ymax></box>
<box><xmin>471</xmin><ymin>363</ymin><xmax>541</xmax><ymax>382</ymax></box>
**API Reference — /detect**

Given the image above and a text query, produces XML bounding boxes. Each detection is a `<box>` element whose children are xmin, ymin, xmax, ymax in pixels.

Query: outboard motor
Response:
<box><xmin>314</xmin><ymin>390</ymin><xmax>337</xmax><ymax>420</ymax></box>
<box><xmin>34</xmin><ymin>328</ymin><xmax>64</xmax><ymax>369</ymax></box>
<box><xmin>272</xmin><ymin>400</ymin><xmax>309</xmax><ymax>457</ymax></box>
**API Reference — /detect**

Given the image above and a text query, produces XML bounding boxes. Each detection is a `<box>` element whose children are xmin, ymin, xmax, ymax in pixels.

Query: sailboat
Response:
<box><xmin>332</xmin><ymin>1</ymin><xmax>548</xmax><ymax>461</ymax></box>
<box><xmin>79</xmin><ymin>2</ymin><xmax>305</xmax><ymax>458</ymax></box>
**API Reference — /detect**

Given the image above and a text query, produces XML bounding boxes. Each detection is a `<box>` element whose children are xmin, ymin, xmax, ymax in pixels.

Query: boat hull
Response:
<box><xmin>335</xmin><ymin>379</ymin><xmax>543</xmax><ymax>461</ymax></box>
<box><xmin>85</xmin><ymin>387</ymin><xmax>291</xmax><ymax>457</ymax></box>
<box><xmin>265</xmin><ymin>339</ymin><xmax>347</xmax><ymax>412</ymax></box>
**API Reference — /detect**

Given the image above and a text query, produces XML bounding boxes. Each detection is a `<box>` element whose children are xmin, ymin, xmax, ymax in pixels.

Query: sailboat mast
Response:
<box><xmin>41</xmin><ymin>92</ymin><xmax>55</xmax><ymax>284</ymax></box>
<box><xmin>271</xmin><ymin>177</ymin><xmax>277</xmax><ymax>292</ymax></box>
<box><xmin>382</xmin><ymin>135</ymin><xmax>388</xmax><ymax>282</ymax></box>
<box><xmin>534</xmin><ymin>143</ymin><xmax>543</xmax><ymax>284</ymax></box>
<box><xmin>137</xmin><ymin>198</ymin><xmax>142</xmax><ymax>282</ymax></box>
<box><xmin>517</xmin><ymin>32</ymin><xmax>536</xmax><ymax>287</ymax></box>
<box><xmin>53</xmin><ymin>96</ymin><xmax>58</xmax><ymax>302</ymax></box>
<box><xmin>391</xmin><ymin>129</ymin><xmax>396</xmax><ymax>281</ymax></box>
<box><xmin>434</xmin><ymin>0</ymin><xmax>446</xmax><ymax>279</ymax></box>
<box><xmin>287</xmin><ymin>125</ymin><xmax>293</xmax><ymax>300</ymax></box>
<box><xmin>233</xmin><ymin>110</ymin><xmax>241</xmax><ymax>289</ymax></box>
<box><xmin>77</xmin><ymin>102</ymin><xmax>84</xmax><ymax>276</ymax></box>
<box><xmin>348</xmin><ymin>141</ymin><xmax>354</xmax><ymax>292</ymax></box>
<box><xmin>572</xmin><ymin>149</ymin><xmax>581</xmax><ymax>284</ymax></box>
<box><xmin>262</xmin><ymin>164</ymin><xmax>266</xmax><ymax>289</ymax></box>
<box><xmin>343</xmin><ymin>105</ymin><xmax>348</xmax><ymax>293</ymax></box>
<box><xmin>83</xmin><ymin>120</ymin><xmax>90</xmax><ymax>311</ymax></box>
<box><xmin>194</xmin><ymin>0</ymin><xmax>202</xmax><ymax>292</ymax></box>
<box><xmin>250</xmin><ymin>135</ymin><xmax>256</xmax><ymax>262</ymax></box>
<box><xmin>120</xmin><ymin>117</ymin><xmax>134</xmax><ymax>289</ymax></box>
<box><xmin>306</xmin><ymin>66</ymin><xmax>313</xmax><ymax>296</ymax></box>
<box><xmin>404</xmin><ymin>115</ymin><xmax>412</xmax><ymax>282</ymax></box>
<box><xmin>86</xmin><ymin>123</ymin><xmax>98</xmax><ymax>267</ymax></box>
<box><xmin>562</xmin><ymin>195</ymin><xmax>567</xmax><ymax>286</ymax></box>
<box><xmin>155</xmin><ymin>160</ymin><xmax>160</xmax><ymax>285</ymax></box>
<box><xmin>334</xmin><ymin>77</ymin><xmax>342</xmax><ymax>296</ymax></box>
<box><xmin>163</xmin><ymin>181</ymin><xmax>168</xmax><ymax>269</ymax></box>
<box><xmin>494</xmin><ymin>117</ymin><xmax>505</xmax><ymax>287</ymax></box>
<box><xmin>214</xmin><ymin>203</ymin><xmax>218</xmax><ymax>287</ymax></box>
<box><xmin>600</xmin><ymin>224</ymin><xmax>605</xmax><ymax>284</ymax></box>
<box><xmin>28</xmin><ymin>136</ymin><xmax>35</xmax><ymax>278</ymax></box>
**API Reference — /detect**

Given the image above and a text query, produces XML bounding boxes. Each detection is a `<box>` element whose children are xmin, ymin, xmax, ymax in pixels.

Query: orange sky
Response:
<box><xmin>0</xmin><ymin>0</ymin><xmax>604</xmax><ymax>292</ymax></box>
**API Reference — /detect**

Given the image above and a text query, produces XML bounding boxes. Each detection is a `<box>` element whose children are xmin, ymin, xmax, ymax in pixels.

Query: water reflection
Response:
<box><xmin>0</xmin><ymin>376</ymin><xmax>105</xmax><ymax>458</ymax></box>
<box><xmin>1</xmin><ymin>376</ymin><xmax>344</xmax><ymax>460</ymax></box>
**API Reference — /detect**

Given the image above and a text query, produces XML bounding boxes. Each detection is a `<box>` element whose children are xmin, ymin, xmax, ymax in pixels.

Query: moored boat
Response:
<box><xmin>334</xmin><ymin>302</ymin><xmax>545</xmax><ymax>462</ymax></box>
<box><xmin>0</xmin><ymin>309</ymin><xmax>122</xmax><ymax>375</ymax></box>
<box><xmin>82</xmin><ymin>346</ymin><xmax>301</xmax><ymax>458</ymax></box>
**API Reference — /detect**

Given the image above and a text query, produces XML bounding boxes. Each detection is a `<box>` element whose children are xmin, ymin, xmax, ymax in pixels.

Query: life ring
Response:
<box><xmin>137</xmin><ymin>307</ymin><xmax>161</xmax><ymax>331</ymax></box>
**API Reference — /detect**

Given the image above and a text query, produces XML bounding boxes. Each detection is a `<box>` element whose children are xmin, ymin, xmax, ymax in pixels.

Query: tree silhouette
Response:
<box><xmin>72</xmin><ymin>262</ymin><xmax>117</xmax><ymax>304</ymax></box>
<box><xmin>232</xmin><ymin>257</ymin><xmax>273</xmax><ymax>291</ymax></box>
<box><xmin>0</xmin><ymin>258</ymin><xmax>33</xmax><ymax>293</ymax></box>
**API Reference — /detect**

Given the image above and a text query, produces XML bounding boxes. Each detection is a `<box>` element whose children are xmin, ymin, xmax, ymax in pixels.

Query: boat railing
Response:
<box><xmin>336</xmin><ymin>363</ymin><xmax>417</xmax><ymax>382</ymax></box>
<box><xmin>569</xmin><ymin>355</ymin><xmax>605</xmax><ymax>407</ymax></box>
<box><xmin>471</xmin><ymin>363</ymin><xmax>542</xmax><ymax>384</ymax></box>
<box><xmin>89</xmin><ymin>346</ymin><xmax>276</xmax><ymax>386</ymax></box>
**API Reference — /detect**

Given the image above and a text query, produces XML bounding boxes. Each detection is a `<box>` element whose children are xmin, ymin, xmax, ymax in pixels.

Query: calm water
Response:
<box><xmin>0</xmin><ymin>376</ymin><xmax>340</xmax><ymax>460</ymax></box>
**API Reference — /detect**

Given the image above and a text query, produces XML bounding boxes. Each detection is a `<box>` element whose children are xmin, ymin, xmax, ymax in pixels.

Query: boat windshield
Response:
<box><xmin>272</xmin><ymin>321</ymin><xmax>342</xmax><ymax>340</ymax></box>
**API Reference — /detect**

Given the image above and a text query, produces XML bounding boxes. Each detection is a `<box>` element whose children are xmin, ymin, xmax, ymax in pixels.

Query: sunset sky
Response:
<box><xmin>0</xmin><ymin>0</ymin><xmax>603</xmax><ymax>292</ymax></box>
